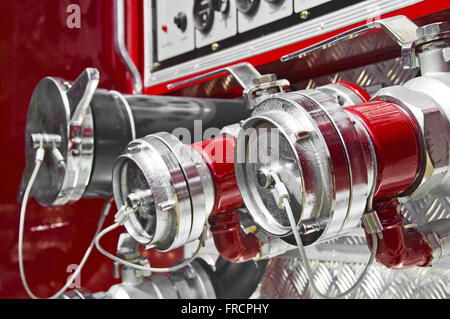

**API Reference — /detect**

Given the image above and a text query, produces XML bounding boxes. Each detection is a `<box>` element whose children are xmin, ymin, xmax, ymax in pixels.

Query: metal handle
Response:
<box><xmin>115</xmin><ymin>0</ymin><xmax>143</xmax><ymax>94</ymax></box>
<box><xmin>167</xmin><ymin>62</ymin><xmax>290</xmax><ymax>109</ymax></box>
<box><xmin>167</xmin><ymin>62</ymin><xmax>262</xmax><ymax>91</ymax></box>
<box><xmin>281</xmin><ymin>15</ymin><xmax>419</xmax><ymax>68</ymax></box>
<box><xmin>69</xmin><ymin>68</ymin><xmax>99</xmax><ymax>127</ymax></box>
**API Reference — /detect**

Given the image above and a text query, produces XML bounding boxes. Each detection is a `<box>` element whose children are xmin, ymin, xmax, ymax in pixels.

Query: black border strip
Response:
<box><xmin>152</xmin><ymin>0</ymin><xmax>365</xmax><ymax>71</ymax></box>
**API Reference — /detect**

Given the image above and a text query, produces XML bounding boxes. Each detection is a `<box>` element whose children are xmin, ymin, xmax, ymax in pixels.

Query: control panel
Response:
<box><xmin>149</xmin><ymin>0</ymin><xmax>356</xmax><ymax>71</ymax></box>
<box><xmin>144</xmin><ymin>0</ymin><xmax>422</xmax><ymax>88</ymax></box>
<box><xmin>155</xmin><ymin>0</ymin><xmax>195</xmax><ymax>61</ymax></box>
<box><xmin>237</xmin><ymin>0</ymin><xmax>293</xmax><ymax>33</ymax></box>
<box><xmin>195</xmin><ymin>0</ymin><xmax>238</xmax><ymax>48</ymax></box>
<box><xmin>294</xmin><ymin>0</ymin><xmax>332</xmax><ymax>12</ymax></box>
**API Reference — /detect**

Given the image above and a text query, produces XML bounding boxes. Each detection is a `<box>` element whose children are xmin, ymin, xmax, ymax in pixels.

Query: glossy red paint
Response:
<box><xmin>138</xmin><ymin>247</ymin><xmax>184</xmax><ymax>269</ymax></box>
<box><xmin>365</xmin><ymin>198</ymin><xmax>433</xmax><ymax>269</ymax></box>
<box><xmin>145</xmin><ymin>0</ymin><xmax>450</xmax><ymax>96</ymax></box>
<box><xmin>0</xmin><ymin>0</ymin><xmax>176</xmax><ymax>299</ymax></box>
<box><xmin>208</xmin><ymin>210</ymin><xmax>260</xmax><ymax>263</ymax></box>
<box><xmin>334</xmin><ymin>81</ymin><xmax>371</xmax><ymax>103</ymax></box>
<box><xmin>347</xmin><ymin>101</ymin><xmax>432</xmax><ymax>269</ymax></box>
<box><xmin>1</xmin><ymin>0</ymin><xmax>446</xmax><ymax>299</ymax></box>
<box><xmin>344</xmin><ymin>101</ymin><xmax>421</xmax><ymax>199</ymax></box>
<box><xmin>191</xmin><ymin>136</ymin><xmax>243</xmax><ymax>215</ymax></box>
<box><xmin>191</xmin><ymin>137</ymin><xmax>261</xmax><ymax>263</ymax></box>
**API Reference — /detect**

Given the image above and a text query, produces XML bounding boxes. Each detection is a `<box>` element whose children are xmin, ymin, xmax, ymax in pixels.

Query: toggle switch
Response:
<box><xmin>174</xmin><ymin>12</ymin><xmax>187</xmax><ymax>32</ymax></box>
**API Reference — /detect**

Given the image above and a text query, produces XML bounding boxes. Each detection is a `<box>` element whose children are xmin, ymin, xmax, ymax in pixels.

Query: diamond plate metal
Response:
<box><xmin>402</xmin><ymin>195</ymin><xmax>450</xmax><ymax>225</ymax></box>
<box><xmin>292</xmin><ymin>57</ymin><xmax>419</xmax><ymax>90</ymax></box>
<box><xmin>257</xmin><ymin>257</ymin><xmax>450</xmax><ymax>299</ymax></box>
<box><xmin>256</xmin><ymin>192</ymin><xmax>450</xmax><ymax>299</ymax></box>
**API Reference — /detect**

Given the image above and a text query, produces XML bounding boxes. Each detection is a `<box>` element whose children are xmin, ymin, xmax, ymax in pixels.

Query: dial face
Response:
<box><xmin>122</xmin><ymin>160</ymin><xmax>156</xmax><ymax>240</ymax></box>
<box><xmin>193</xmin><ymin>0</ymin><xmax>215</xmax><ymax>32</ymax></box>
<box><xmin>214</xmin><ymin>0</ymin><xmax>230</xmax><ymax>13</ymax></box>
<box><xmin>236</xmin><ymin>0</ymin><xmax>260</xmax><ymax>14</ymax></box>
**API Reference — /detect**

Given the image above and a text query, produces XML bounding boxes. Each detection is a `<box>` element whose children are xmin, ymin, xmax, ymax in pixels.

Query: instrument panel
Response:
<box><xmin>143</xmin><ymin>0</ymin><xmax>424</xmax><ymax>88</ymax></box>
<box><xmin>149</xmin><ymin>0</ymin><xmax>337</xmax><ymax>66</ymax></box>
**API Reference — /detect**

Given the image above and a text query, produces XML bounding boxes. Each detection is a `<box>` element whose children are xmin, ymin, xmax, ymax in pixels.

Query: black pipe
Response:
<box><xmin>203</xmin><ymin>257</ymin><xmax>269</xmax><ymax>299</ymax></box>
<box><xmin>126</xmin><ymin>95</ymin><xmax>251</xmax><ymax>142</ymax></box>
<box><xmin>86</xmin><ymin>93</ymin><xmax>250</xmax><ymax>197</ymax></box>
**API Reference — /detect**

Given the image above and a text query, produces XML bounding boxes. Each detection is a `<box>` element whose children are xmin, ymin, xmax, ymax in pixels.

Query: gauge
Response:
<box><xmin>213</xmin><ymin>0</ymin><xmax>230</xmax><ymax>13</ymax></box>
<box><xmin>236</xmin><ymin>0</ymin><xmax>260</xmax><ymax>14</ymax></box>
<box><xmin>193</xmin><ymin>0</ymin><xmax>215</xmax><ymax>32</ymax></box>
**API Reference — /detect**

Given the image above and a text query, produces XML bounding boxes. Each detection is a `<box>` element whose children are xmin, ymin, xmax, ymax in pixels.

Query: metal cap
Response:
<box><xmin>235</xmin><ymin>113</ymin><xmax>304</xmax><ymax>237</ymax></box>
<box><xmin>235</xmin><ymin>89</ymin><xmax>371</xmax><ymax>246</ymax></box>
<box><xmin>112</xmin><ymin>133</ymin><xmax>214</xmax><ymax>251</ymax></box>
<box><xmin>22</xmin><ymin>69</ymin><xmax>98</xmax><ymax>206</ymax></box>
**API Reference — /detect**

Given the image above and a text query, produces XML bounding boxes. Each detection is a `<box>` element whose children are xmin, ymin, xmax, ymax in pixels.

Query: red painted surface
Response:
<box><xmin>191</xmin><ymin>136</ymin><xmax>260</xmax><ymax>262</ymax></box>
<box><xmin>191</xmin><ymin>136</ymin><xmax>243</xmax><ymax>215</ymax></box>
<box><xmin>344</xmin><ymin>101</ymin><xmax>421</xmax><ymax>199</ymax></box>
<box><xmin>0</xmin><ymin>0</ymin><xmax>174</xmax><ymax>299</ymax></box>
<box><xmin>191</xmin><ymin>136</ymin><xmax>260</xmax><ymax>263</ymax></box>
<box><xmin>208</xmin><ymin>210</ymin><xmax>260</xmax><ymax>263</ymax></box>
<box><xmin>348</xmin><ymin>101</ymin><xmax>432</xmax><ymax>268</ymax></box>
<box><xmin>138</xmin><ymin>247</ymin><xmax>184</xmax><ymax>269</ymax></box>
<box><xmin>334</xmin><ymin>81</ymin><xmax>371</xmax><ymax>103</ymax></box>
<box><xmin>365</xmin><ymin>198</ymin><xmax>433</xmax><ymax>269</ymax></box>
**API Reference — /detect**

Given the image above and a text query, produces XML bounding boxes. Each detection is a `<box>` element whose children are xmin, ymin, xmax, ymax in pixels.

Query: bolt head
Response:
<box><xmin>128</xmin><ymin>145</ymin><xmax>141</xmax><ymax>154</ymax></box>
<box><xmin>256</xmin><ymin>169</ymin><xmax>273</xmax><ymax>188</ymax></box>
<box><xmin>300</xmin><ymin>10</ymin><xmax>309</xmax><ymax>20</ymax></box>
<box><xmin>158</xmin><ymin>200</ymin><xmax>175</xmax><ymax>212</ymax></box>
<box><xmin>416</xmin><ymin>22</ymin><xmax>450</xmax><ymax>39</ymax></box>
<box><xmin>126</xmin><ymin>193</ymin><xmax>141</xmax><ymax>209</ymax></box>
<box><xmin>211</xmin><ymin>43</ymin><xmax>220</xmax><ymax>51</ymax></box>
<box><xmin>253</xmin><ymin>74</ymin><xmax>277</xmax><ymax>85</ymax></box>
<box><xmin>152</xmin><ymin>62</ymin><xmax>161</xmax><ymax>70</ymax></box>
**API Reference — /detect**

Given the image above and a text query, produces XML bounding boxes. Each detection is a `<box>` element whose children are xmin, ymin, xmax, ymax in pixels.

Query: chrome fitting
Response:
<box><xmin>362</xmin><ymin>211</ymin><xmax>383</xmax><ymax>237</ymax></box>
<box><xmin>31</xmin><ymin>133</ymin><xmax>62</xmax><ymax>149</ymax></box>
<box><xmin>416</xmin><ymin>219</ymin><xmax>450</xmax><ymax>266</ymax></box>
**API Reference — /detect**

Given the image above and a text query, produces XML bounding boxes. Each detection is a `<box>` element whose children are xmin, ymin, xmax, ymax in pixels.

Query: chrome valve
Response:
<box><xmin>112</xmin><ymin>132</ymin><xmax>214</xmax><ymax>251</ymax></box>
<box><xmin>234</xmin><ymin>82</ymin><xmax>373</xmax><ymax>245</ymax></box>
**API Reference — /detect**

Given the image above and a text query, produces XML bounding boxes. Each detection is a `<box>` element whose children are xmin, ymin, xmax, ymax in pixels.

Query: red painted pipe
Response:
<box><xmin>344</xmin><ymin>100</ymin><xmax>422</xmax><ymax>199</ymax></box>
<box><xmin>346</xmin><ymin>100</ymin><xmax>433</xmax><ymax>268</ymax></box>
<box><xmin>198</xmin><ymin>99</ymin><xmax>423</xmax><ymax>264</ymax></box>
<box><xmin>208</xmin><ymin>210</ymin><xmax>260</xmax><ymax>263</ymax></box>
<box><xmin>365</xmin><ymin>198</ymin><xmax>433</xmax><ymax>269</ymax></box>
<box><xmin>192</xmin><ymin>135</ymin><xmax>260</xmax><ymax>262</ymax></box>
<box><xmin>335</xmin><ymin>81</ymin><xmax>371</xmax><ymax>103</ymax></box>
<box><xmin>191</xmin><ymin>135</ymin><xmax>243</xmax><ymax>215</ymax></box>
<box><xmin>196</xmin><ymin>97</ymin><xmax>426</xmax><ymax>266</ymax></box>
